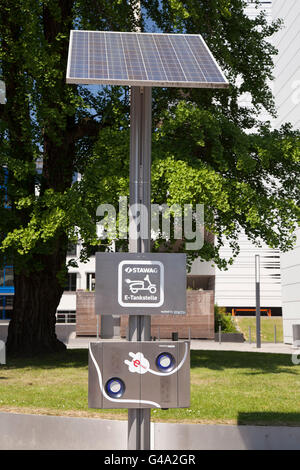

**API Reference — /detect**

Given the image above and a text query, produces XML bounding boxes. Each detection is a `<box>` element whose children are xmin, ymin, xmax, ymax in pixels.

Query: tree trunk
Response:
<box><xmin>6</xmin><ymin>246</ymin><xmax>67</xmax><ymax>356</ymax></box>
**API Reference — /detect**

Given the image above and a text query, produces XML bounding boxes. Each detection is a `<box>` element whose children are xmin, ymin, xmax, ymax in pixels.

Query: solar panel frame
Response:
<box><xmin>66</xmin><ymin>30</ymin><xmax>229</xmax><ymax>89</ymax></box>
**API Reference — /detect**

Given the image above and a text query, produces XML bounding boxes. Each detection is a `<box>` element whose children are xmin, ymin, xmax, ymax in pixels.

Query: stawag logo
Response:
<box><xmin>118</xmin><ymin>260</ymin><xmax>164</xmax><ymax>308</ymax></box>
<box><xmin>124</xmin><ymin>266</ymin><xmax>158</xmax><ymax>274</ymax></box>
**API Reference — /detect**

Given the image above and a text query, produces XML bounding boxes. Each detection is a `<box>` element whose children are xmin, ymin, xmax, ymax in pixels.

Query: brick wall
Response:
<box><xmin>76</xmin><ymin>290</ymin><xmax>214</xmax><ymax>339</ymax></box>
<box><xmin>120</xmin><ymin>290</ymin><xmax>214</xmax><ymax>339</ymax></box>
<box><xmin>76</xmin><ymin>291</ymin><xmax>99</xmax><ymax>336</ymax></box>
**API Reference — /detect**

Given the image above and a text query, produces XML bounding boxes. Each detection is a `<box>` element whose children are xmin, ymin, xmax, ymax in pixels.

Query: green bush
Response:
<box><xmin>214</xmin><ymin>305</ymin><xmax>239</xmax><ymax>333</ymax></box>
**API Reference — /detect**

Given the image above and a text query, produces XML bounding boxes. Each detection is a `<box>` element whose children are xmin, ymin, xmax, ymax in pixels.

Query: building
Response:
<box><xmin>56</xmin><ymin>241</ymin><xmax>95</xmax><ymax>323</ymax></box>
<box><xmin>272</xmin><ymin>0</ymin><xmax>300</xmax><ymax>343</ymax></box>
<box><xmin>213</xmin><ymin>234</ymin><xmax>281</xmax><ymax>316</ymax></box>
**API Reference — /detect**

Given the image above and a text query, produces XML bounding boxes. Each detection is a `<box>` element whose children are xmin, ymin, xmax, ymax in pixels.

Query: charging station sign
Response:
<box><xmin>118</xmin><ymin>260</ymin><xmax>164</xmax><ymax>307</ymax></box>
<box><xmin>95</xmin><ymin>253</ymin><xmax>186</xmax><ymax>315</ymax></box>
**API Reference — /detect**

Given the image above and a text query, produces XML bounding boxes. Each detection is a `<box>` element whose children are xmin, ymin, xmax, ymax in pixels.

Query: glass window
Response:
<box><xmin>65</xmin><ymin>273</ymin><xmax>77</xmax><ymax>291</ymax></box>
<box><xmin>86</xmin><ymin>273</ymin><xmax>96</xmax><ymax>291</ymax></box>
<box><xmin>4</xmin><ymin>267</ymin><xmax>13</xmax><ymax>287</ymax></box>
<box><xmin>67</xmin><ymin>243</ymin><xmax>77</xmax><ymax>256</ymax></box>
<box><xmin>0</xmin><ymin>267</ymin><xmax>14</xmax><ymax>287</ymax></box>
<box><xmin>56</xmin><ymin>311</ymin><xmax>76</xmax><ymax>323</ymax></box>
<box><xmin>0</xmin><ymin>295</ymin><xmax>13</xmax><ymax>320</ymax></box>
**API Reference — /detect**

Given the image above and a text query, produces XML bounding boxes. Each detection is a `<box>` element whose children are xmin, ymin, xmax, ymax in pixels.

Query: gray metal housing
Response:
<box><xmin>88</xmin><ymin>341</ymin><xmax>190</xmax><ymax>409</ymax></box>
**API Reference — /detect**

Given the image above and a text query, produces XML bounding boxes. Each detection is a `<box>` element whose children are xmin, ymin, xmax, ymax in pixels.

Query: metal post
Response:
<box><xmin>274</xmin><ymin>324</ymin><xmax>277</xmax><ymax>344</ymax></box>
<box><xmin>249</xmin><ymin>326</ymin><xmax>251</xmax><ymax>344</ymax></box>
<box><xmin>255</xmin><ymin>255</ymin><xmax>261</xmax><ymax>348</ymax></box>
<box><xmin>127</xmin><ymin>86</ymin><xmax>152</xmax><ymax>451</ymax></box>
<box><xmin>219</xmin><ymin>324</ymin><xmax>222</xmax><ymax>344</ymax></box>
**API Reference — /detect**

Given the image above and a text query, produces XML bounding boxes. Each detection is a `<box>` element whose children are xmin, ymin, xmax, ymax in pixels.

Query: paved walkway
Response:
<box><xmin>66</xmin><ymin>334</ymin><xmax>295</xmax><ymax>354</ymax></box>
<box><xmin>190</xmin><ymin>339</ymin><xmax>294</xmax><ymax>354</ymax></box>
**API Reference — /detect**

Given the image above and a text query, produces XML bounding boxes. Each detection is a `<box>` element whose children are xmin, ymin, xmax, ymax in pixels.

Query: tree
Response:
<box><xmin>0</xmin><ymin>0</ymin><xmax>299</xmax><ymax>356</ymax></box>
<box><xmin>0</xmin><ymin>0</ymin><xmax>136</xmax><ymax>355</ymax></box>
<box><xmin>81</xmin><ymin>0</ymin><xmax>300</xmax><ymax>267</ymax></box>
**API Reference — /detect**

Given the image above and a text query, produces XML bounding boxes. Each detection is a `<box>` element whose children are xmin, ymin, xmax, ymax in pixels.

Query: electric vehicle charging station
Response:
<box><xmin>66</xmin><ymin>28</ymin><xmax>228</xmax><ymax>450</ymax></box>
<box><xmin>88</xmin><ymin>341</ymin><xmax>190</xmax><ymax>410</ymax></box>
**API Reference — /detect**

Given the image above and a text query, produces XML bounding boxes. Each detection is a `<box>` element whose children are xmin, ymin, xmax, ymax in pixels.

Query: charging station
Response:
<box><xmin>66</xmin><ymin>28</ymin><xmax>228</xmax><ymax>450</ymax></box>
<box><xmin>88</xmin><ymin>341</ymin><xmax>190</xmax><ymax>409</ymax></box>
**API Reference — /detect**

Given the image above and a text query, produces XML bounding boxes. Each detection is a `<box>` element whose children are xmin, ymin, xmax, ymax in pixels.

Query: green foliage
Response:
<box><xmin>0</xmin><ymin>0</ymin><xmax>299</xmax><ymax>277</ymax></box>
<box><xmin>214</xmin><ymin>304</ymin><xmax>239</xmax><ymax>333</ymax></box>
<box><xmin>0</xmin><ymin>1</ymin><xmax>135</xmax><ymax>273</ymax></box>
<box><xmin>2</xmin><ymin>349</ymin><xmax>300</xmax><ymax>425</ymax></box>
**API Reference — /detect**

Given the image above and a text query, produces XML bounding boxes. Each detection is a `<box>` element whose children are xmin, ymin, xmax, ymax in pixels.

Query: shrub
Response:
<box><xmin>214</xmin><ymin>305</ymin><xmax>239</xmax><ymax>333</ymax></box>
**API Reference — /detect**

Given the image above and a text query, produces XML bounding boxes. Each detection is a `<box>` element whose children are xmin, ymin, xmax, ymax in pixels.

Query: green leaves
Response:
<box><xmin>0</xmin><ymin>0</ymin><xmax>299</xmax><ymax>275</ymax></box>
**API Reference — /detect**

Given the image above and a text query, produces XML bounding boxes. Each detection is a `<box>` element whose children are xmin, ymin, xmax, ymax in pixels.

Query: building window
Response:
<box><xmin>0</xmin><ymin>295</ymin><xmax>13</xmax><ymax>320</ymax></box>
<box><xmin>67</xmin><ymin>243</ymin><xmax>77</xmax><ymax>257</ymax></box>
<box><xmin>65</xmin><ymin>273</ymin><xmax>77</xmax><ymax>291</ymax></box>
<box><xmin>0</xmin><ymin>266</ymin><xmax>14</xmax><ymax>287</ymax></box>
<box><xmin>56</xmin><ymin>311</ymin><xmax>76</xmax><ymax>324</ymax></box>
<box><xmin>86</xmin><ymin>273</ymin><xmax>95</xmax><ymax>291</ymax></box>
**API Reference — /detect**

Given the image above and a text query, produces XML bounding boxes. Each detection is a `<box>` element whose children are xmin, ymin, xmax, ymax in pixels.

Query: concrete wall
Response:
<box><xmin>121</xmin><ymin>290</ymin><xmax>215</xmax><ymax>340</ymax></box>
<box><xmin>76</xmin><ymin>290</ymin><xmax>215</xmax><ymax>340</ymax></box>
<box><xmin>272</xmin><ymin>0</ymin><xmax>300</xmax><ymax>342</ymax></box>
<box><xmin>280</xmin><ymin>229</ymin><xmax>300</xmax><ymax>343</ymax></box>
<box><xmin>273</xmin><ymin>0</ymin><xmax>300</xmax><ymax>129</ymax></box>
<box><xmin>1</xmin><ymin>412</ymin><xmax>300</xmax><ymax>450</ymax></box>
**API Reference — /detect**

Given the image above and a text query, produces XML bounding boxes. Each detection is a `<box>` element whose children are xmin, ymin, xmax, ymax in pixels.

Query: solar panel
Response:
<box><xmin>66</xmin><ymin>31</ymin><xmax>228</xmax><ymax>88</ymax></box>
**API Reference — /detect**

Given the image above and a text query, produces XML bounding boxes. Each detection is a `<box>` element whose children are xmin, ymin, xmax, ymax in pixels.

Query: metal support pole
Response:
<box><xmin>249</xmin><ymin>326</ymin><xmax>251</xmax><ymax>345</ymax></box>
<box><xmin>128</xmin><ymin>86</ymin><xmax>152</xmax><ymax>451</ymax></box>
<box><xmin>255</xmin><ymin>255</ymin><xmax>261</xmax><ymax>349</ymax></box>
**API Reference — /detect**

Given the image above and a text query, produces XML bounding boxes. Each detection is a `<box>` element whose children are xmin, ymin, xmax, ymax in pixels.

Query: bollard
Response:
<box><xmin>97</xmin><ymin>316</ymin><xmax>100</xmax><ymax>341</ymax></box>
<box><xmin>0</xmin><ymin>340</ymin><xmax>6</xmax><ymax>365</ymax></box>
<box><xmin>172</xmin><ymin>332</ymin><xmax>178</xmax><ymax>341</ymax></box>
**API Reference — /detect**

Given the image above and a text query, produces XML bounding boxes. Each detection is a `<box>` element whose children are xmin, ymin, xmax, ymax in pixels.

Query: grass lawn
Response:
<box><xmin>1</xmin><ymin>348</ymin><xmax>300</xmax><ymax>426</ymax></box>
<box><xmin>234</xmin><ymin>316</ymin><xmax>283</xmax><ymax>343</ymax></box>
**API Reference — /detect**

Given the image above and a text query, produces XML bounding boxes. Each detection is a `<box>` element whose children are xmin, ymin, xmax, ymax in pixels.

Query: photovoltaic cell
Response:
<box><xmin>66</xmin><ymin>30</ymin><xmax>228</xmax><ymax>88</ymax></box>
